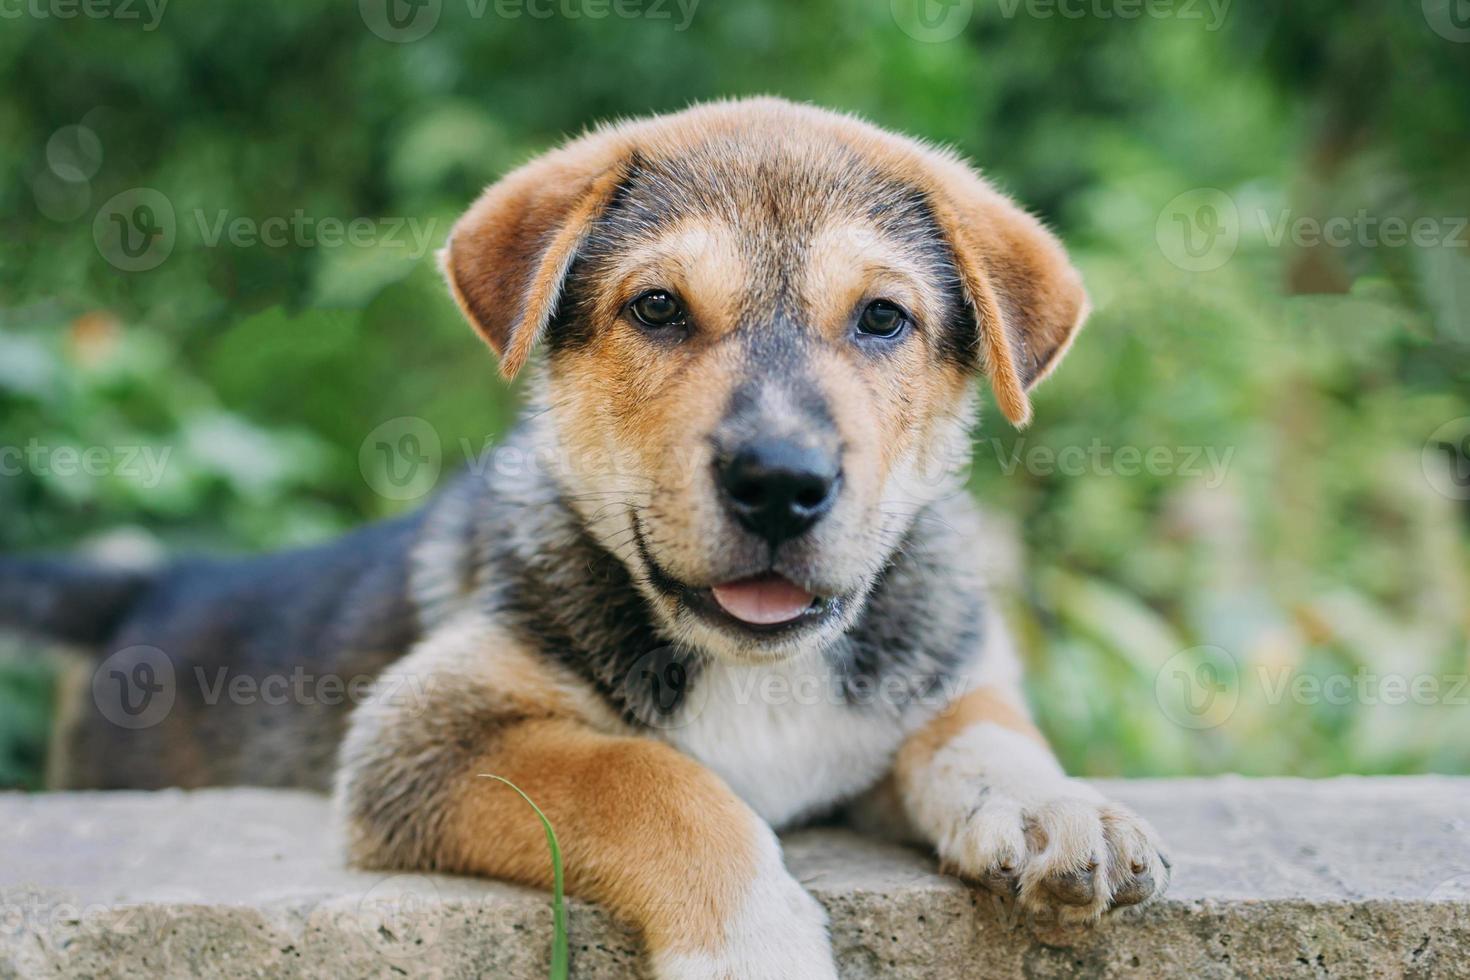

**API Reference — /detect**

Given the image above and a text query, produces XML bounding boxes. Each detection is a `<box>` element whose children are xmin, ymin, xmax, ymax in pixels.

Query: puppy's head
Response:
<box><xmin>443</xmin><ymin>99</ymin><xmax>1087</xmax><ymax>663</ymax></box>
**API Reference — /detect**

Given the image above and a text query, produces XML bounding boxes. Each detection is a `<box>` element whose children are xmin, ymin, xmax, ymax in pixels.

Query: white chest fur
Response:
<box><xmin>654</xmin><ymin>651</ymin><xmax>915</xmax><ymax>829</ymax></box>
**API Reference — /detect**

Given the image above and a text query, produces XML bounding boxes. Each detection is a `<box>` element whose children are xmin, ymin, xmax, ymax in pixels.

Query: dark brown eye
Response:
<box><xmin>630</xmin><ymin>290</ymin><xmax>686</xmax><ymax>329</ymax></box>
<box><xmin>856</xmin><ymin>300</ymin><xmax>909</xmax><ymax>339</ymax></box>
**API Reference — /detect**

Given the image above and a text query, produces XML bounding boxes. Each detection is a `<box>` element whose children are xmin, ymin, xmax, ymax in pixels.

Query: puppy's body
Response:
<box><xmin>24</xmin><ymin>513</ymin><xmax>420</xmax><ymax>790</ymax></box>
<box><xmin>4</xmin><ymin>99</ymin><xmax>1169</xmax><ymax>979</ymax></box>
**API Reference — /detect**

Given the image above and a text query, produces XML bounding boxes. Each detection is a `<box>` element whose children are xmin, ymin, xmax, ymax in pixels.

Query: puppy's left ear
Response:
<box><xmin>919</xmin><ymin>153</ymin><xmax>1090</xmax><ymax>428</ymax></box>
<box><xmin>440</xmin><ymin>132</ymin><xmax>631</xmax><ymax>378</ymax></box>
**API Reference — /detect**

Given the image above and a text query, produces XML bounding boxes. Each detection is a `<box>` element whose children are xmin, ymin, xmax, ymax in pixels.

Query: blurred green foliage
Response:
<box><xmin>1</xmin><ymin>0</ymin><xmax>1467</xmax><ymax>788</ymax></box>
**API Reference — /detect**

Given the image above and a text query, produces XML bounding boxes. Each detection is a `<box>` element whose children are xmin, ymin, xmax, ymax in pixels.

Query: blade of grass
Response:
<box><xmin>480</xmin><ymin>774</ymin><xmax>568</xmax><ymax>980</ymax></box>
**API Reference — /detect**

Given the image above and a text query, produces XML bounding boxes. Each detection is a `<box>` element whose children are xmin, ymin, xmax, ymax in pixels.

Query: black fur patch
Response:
<box><xmin>833</xmin><ymin>535</ymin><xmax>986</xmax><ymax>707</ymax></box>
<box><xmin>33</xmin><ymin>512</ymin><xmax>426</xmax><ymax>790</ymax></box>
<box><xmin>445</xmin><ymin>454</ymin><xmax>708</xmax><ymax>730</ymax></box>
<box><xmin>0</xmin><ymin>559</ymin><xmax>156</xmax><ymax>646</ymax></box>
<box><xmin>874</xmin><ymin>186</ymin><xmax>979</xmax><ymax>372</ymax></box>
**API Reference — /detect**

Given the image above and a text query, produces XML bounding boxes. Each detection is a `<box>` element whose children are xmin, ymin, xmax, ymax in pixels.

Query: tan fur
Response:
<box><xmin>893</xmin><ymin>684</ymin><xmax>1047</xmax><ymax>789</ymax></box>
<box><xmin>800</xmin><ymin>221</ymin><xmax>952</xmax><ymax>345</ymax></box>
<box><xmin>338</xmin><ymin>615</ymin><xmax>773</xmax><ymax>956</ymax></box>
<box><xmin>799</xmin><ymin>218</ymin><xmax>974</xmax><ymax>488</ymax></box>
<box><xmin>442</xmin><ymin>145</ymin><xmax>631</xmax><ymax>377</ymax></box>
<box><xmin>444</xmin><ymin>719</ymin><xmax>761</xmax><ymax>955</ymax></box>
<box><xmin>551</xmin><ymin>305</ymin><xmax>748</xmax><ymax>550</ymax></box>
<box><xmin>338</xmin><ymin>620</ymin><xmax>764</xmax><ymax>957</ymax></box>
<box><xmin>594</xmin><ymin>218</ymin><xmax>751</xmax><ymax>339</ymax></box>
<box><xmin>906</xmin><ymin>156</ymin><xmax>1089</xmax><ymax>427</ymax></box>
<box><xmin>44</xmin><ymin>655</ymin><xmax>94</xmax><ymax>789</ymax></box>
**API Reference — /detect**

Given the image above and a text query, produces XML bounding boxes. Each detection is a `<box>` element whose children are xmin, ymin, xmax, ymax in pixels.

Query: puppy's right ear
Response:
<box><xmin>440</xmin><ymin>133</ymin><xmax>631</xmax><ymax>378</ymax></box>
<box><xmin>909</xmin><ymin>148</ymin><xmax>1090</xmax><ymax>429</ymax></box>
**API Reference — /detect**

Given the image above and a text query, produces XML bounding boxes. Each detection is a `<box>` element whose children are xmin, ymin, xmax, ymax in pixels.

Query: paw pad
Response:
<box><xmin>1040</xmin><ymin>866</ymin><xmax>1098</xmax><ymax>907</ymax></box>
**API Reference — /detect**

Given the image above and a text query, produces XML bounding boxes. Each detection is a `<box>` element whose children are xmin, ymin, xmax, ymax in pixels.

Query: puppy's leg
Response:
<box><xmin>336</xmin><ymin>618</ymin><xmax>835</xmax><ymax>980</ymax></box>
<box><xmin>891</xmin><ymin>626</ymin><xmax>1170</xmax><ymax>924</ymax></box>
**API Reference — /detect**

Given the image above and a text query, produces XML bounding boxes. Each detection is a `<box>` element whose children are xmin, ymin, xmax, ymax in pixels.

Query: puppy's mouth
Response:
<box><xmin>632</xmin><ymin>521</ymin><xmax>842</xmax><ymax>637</ymax></box>
<box><xmin>710</xmin><ymin>575</ymin><xmax>817</xmax><ymax>626</ymax></box>
<box><xmin>682</xmin><ymin>574</ymin><xmax>839</xmax><ymax>635</ymax></box>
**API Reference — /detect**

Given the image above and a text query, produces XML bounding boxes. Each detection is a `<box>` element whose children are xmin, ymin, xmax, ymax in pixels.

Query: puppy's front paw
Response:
<box><xmin>939</xmin><ymin>782</ymin><xmax>1170</xmax><ymax>925</ymax></box>
<box><xmin>649</xmin><ymin>859</ymin><xmax>837</xmax><ymax>980</ymax></box>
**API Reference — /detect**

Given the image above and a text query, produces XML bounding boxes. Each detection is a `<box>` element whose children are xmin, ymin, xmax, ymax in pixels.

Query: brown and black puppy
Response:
<box><xmin>1</xmin><ymin>98</ymin><xmax>1167</xmax><ymax>978</ymax></box>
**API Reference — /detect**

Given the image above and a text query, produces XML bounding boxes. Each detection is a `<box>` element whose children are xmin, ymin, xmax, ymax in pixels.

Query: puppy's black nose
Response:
<box><xmin>717</xmin><ymin>439</ymin><xmax>840</xmax><ymax>545</ymax></box>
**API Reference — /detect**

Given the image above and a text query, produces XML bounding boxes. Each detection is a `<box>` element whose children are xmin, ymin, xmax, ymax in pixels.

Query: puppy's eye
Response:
<box><xmin>629</xmin><ymin>291</ymin><xmax>687</xmax><ymax>329</ymax></box>
<box><xmin>856</xmin><ymin>300</ymin><xmax>909</xmax><ymax>340</ymax></box>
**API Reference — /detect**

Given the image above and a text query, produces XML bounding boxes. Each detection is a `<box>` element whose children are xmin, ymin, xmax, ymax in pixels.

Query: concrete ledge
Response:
<box><xmin>2</xmin><ymin>777</ymin><xmax>1468</xmax><ymax>978</ymax></box>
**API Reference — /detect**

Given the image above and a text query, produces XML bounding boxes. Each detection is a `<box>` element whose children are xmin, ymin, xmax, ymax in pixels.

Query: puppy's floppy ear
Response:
<box><xmin>440</xmin><ymin>133</ymin><xmax>631</xmax><ymax>378</ymax></box>
<box><xmin>919</xmin><ymin>153</ymin><xmax>1090</xmax><ymax>428</ymax></box>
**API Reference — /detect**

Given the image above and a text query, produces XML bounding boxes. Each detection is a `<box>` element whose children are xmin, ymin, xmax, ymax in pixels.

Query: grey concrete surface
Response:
<box><xmin>2</xmin><ymin>777</ymin><xmax>1468</xmax><ymax>978</ymax></box>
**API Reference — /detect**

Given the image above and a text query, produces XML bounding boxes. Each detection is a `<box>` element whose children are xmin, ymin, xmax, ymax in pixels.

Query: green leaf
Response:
<box><xmin>480</xmin><ymin>775</ymin><xmax>568</xmax><ymax>980</ymax></box>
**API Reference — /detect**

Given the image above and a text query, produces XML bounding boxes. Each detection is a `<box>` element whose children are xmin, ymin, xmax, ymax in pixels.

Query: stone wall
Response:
<box><xmin>3</xmin><ymin>777</ymin><xmax>1468</xmax><ymax>978</ymax></box>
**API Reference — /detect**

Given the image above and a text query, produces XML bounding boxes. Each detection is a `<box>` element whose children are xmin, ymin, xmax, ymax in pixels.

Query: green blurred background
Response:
<box><xmin>1</xmin><ymin>0</ymin><xmax>1468</xmax><ymax>789</ymax></box>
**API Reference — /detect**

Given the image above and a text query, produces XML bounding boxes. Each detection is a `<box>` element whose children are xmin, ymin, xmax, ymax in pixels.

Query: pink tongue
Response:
<box><xmin>711</xmin><ymin>576</ymin><xmax>815</xmax><ymax>626</ymax></box>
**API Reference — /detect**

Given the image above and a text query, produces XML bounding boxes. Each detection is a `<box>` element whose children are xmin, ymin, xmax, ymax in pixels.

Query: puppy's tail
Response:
<box><xmin>0</xmin><ymin>557</ymin><xmax>155</xmax><ymax>649</ymax></box>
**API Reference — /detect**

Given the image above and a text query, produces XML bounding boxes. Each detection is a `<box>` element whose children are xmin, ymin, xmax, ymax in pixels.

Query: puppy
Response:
<box><xmin>1</xmin><ymin>98</ymin><xmax>1168</xmax><ymax>979</ymax></box>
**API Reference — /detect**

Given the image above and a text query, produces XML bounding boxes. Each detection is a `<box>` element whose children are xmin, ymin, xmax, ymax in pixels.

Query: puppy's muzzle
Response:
<box><xmin>716</xmin><ymin>438</ymin><xmax>841</xmax><ymax>546</ymax></box>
